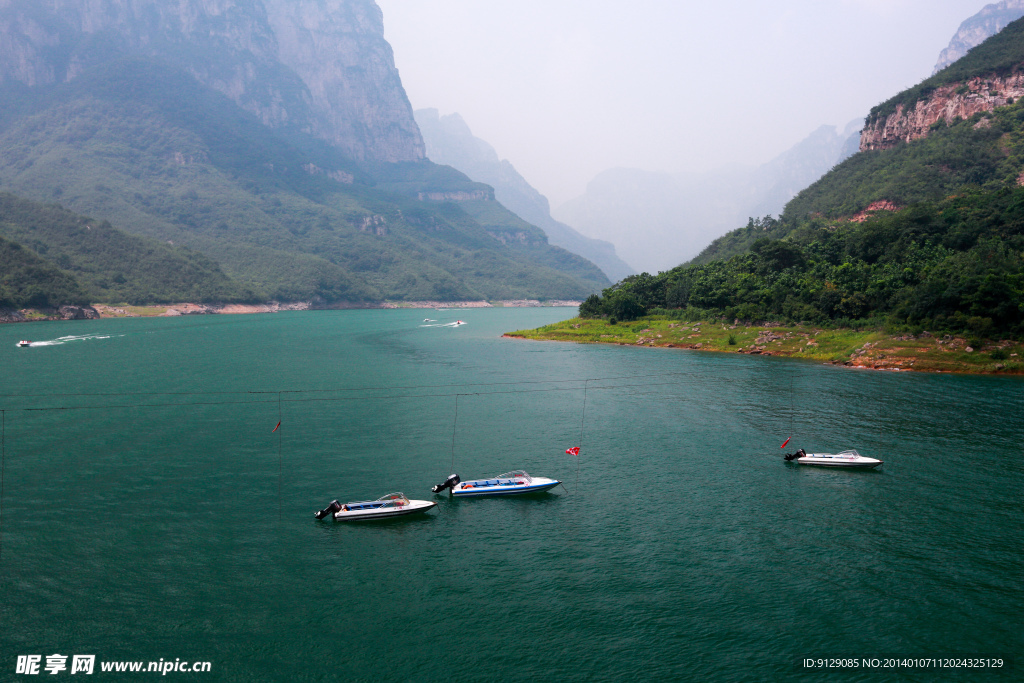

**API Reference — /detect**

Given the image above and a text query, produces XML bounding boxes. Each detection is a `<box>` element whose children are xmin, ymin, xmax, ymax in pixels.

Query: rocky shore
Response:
<box><xmin>0</xmin><ymin>305</ymin><xmax>100</xmax><ymax>323</ymax></box>
<box><xmin>2</xmin><ymin>299</ymin><xmax>583</xmax><ymax>322</ymax></box>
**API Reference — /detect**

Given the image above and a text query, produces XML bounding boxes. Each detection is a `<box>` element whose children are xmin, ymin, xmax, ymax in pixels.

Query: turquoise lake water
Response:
<box><xmin>0</xmin><ymin>308</ymin><xmax>1021</xmax><ymax>681</ymax></box>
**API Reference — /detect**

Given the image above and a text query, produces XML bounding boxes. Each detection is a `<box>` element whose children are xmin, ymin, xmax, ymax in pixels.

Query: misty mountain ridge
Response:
<box><xmin>553</xmin><ymin>120</ymin><xmax>861</xmax><ymax>274</ymax></box>
<box><xmin>0</xmin><ymin>0</ymin><xmax>610</xmax><ymax>305</ymax></box>
<box><xmin>933</xmin><ymin>0</ymin><xmax>1024</xmax><ymax>74</ymax></box>
<box><xmin>414</xmin><ymin>108</ymin><xmax>635</xmax><ymax>282</ymax></box>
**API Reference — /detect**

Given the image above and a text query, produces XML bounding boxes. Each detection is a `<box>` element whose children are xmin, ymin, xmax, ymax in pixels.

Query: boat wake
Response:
<box><xmin>417</xmin><ymin>321</ymin><xmax>466</xmax><ymax>329</ymax></box>
<box><xmin>22</xmin><ymin>333</ymin><xmax>124</xmax><ymax>347</ymax></box>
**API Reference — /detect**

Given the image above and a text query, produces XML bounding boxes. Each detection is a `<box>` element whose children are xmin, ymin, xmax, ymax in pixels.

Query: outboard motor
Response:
<box><xmin>314</xmin><ymin>500</ymin><xmax>342</xmax><ymax>519</ymax></box>
<box><xmin>784</xmin><ymin>448</ymin><xmax>806</xmax><ymax>462</ymax></box>
<box><xmin>431</xmin><ymin>473</ymin><xmax>461</xmax><ymax>494</ymax></box>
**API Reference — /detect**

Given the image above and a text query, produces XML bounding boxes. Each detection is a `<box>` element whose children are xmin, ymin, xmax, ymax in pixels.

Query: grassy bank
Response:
<box><xmin>506</xmin><ymin>316</ymin><xmax>1024</xmax><ymax>375</ymax></box>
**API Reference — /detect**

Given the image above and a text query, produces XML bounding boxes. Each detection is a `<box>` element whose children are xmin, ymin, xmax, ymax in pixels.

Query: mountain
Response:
<box><xmin>552</xmin><ymin>121</ymin><xmax>861</xmax><ymax>274</ymax></box>
<box><xmin>0</xmin><ymin>0</ymin><xmax>608</xmax><ymax>304</ymax></box>
<box><xmin>934</xmin><ymin>0</ymin><xmax>1024</xmax><ymax>74</ymax></box>
<box><xmin>0</xmin><ymin>0</ymin><xmax>424</xmax><ymax>162</ymax></box>
<box><xmin>414</xmin><ymin>108</ymin><xmax>635</xmax><ymax>282</ymax></box>
<box><xmin>580</xmin><ymin>19</ymin><xmax>1024</xmax><ymax>337</ymax></box>
<box><xmin>862</xmin><ymin>16</ymin><xmax>1024</xmax><ymax>152</ymax></box>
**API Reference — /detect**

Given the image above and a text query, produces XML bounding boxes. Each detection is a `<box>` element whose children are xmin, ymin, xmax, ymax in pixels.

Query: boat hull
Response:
<box><xmin>795</xmin><ymin>455</ymin><xmax>883</xmax><ymax>469</ymax></box>
<box><xmin>451</xmin><ymin>478</ymin><xmax>560</xmax><ymax>497</ymax></box>
<box><xmin>333</xmin><ymin>499</ymin><xmax>436</xmax><ymax>521</ymax></box>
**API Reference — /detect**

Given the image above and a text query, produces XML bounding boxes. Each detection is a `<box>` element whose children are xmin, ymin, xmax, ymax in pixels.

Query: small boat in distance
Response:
<box><xmin>424</xmin><ymin>318</ymin><xmax>435</xmax><ymax>322</ymax></box>
<box><xmin>432</xmin><ymin>471</ymin><xmax>560</xmax><ymax>497</ymax></box>
<box><xmin>784</xmin><ymin>448</ymin><xmax>882</xmax><ymax>469</ymax></box>
<box><xmin>454</xmin><ymin>320</ymin><xmax>466</xmax><ymax>326</ymax></box>
<box><xmin>314</xmin><ymin>492</ymin><xmax>436</xmax><ymax>521</ymax></box>
<box><xmin>17</xmin><ymin>340</ymin><xmax>31</xmax><ymax>347</ymax></box>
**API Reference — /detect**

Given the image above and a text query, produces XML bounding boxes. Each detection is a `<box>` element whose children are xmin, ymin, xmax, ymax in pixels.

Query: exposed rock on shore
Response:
<box><xmin>0</xmin><ymin>305</ymin><xmax>99</xmax><ymax>323</ymax></box>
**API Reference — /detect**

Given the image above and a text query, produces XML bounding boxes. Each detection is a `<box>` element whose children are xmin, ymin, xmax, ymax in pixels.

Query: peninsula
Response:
<box><xmin>505</xmin><ymin>317</ymin><xmax>1023</xmax><ymax>375</ymax></box>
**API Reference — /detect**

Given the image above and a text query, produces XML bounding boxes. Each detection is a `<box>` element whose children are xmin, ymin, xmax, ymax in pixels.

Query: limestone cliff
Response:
<box><xmin>860</xmin><ymin>72</ymin><xmax>1024</xmax><ymax>151</ymax></box>
<box><xmin>0</xmin><ymin>0</ymin><xmax>423</xmax><ymax>162</ymax></box>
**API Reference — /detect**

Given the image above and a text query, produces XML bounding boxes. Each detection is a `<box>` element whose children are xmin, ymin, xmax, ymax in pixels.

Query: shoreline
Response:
<box><xmin>1</xmin><ymin>299</ymin><xmax>582</xmax><ymax>323</ymax></box>
<box><xmin>504</xmin><ymin>317</ymin><xmax>1024</xmax><ymax>376</ymax></box>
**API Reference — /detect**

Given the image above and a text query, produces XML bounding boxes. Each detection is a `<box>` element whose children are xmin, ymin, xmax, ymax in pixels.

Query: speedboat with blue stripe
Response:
<box><xmin>432</xmin><ymin>470</ymin><xmax>560</xmax><ymax>497</ymax></box>
<box><xmin>314</xmin><ymin>492</ymin><xmax>436</xmax><ymax>521</ymax></box>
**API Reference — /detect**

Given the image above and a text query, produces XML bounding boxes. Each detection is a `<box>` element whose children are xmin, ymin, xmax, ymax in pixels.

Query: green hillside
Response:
<box><xmin>0</xmin><ymin>234</ymin><xmax>88</xmax><ymax>309</ymax></box>
<box><xmin>0</xmin><ymin>59</ymin><xmax>608</xmax><ymax>304</ymax></box>
<box><xmin>0</xmin><ymin>192</ymin><xmax>257</xmax><ymax>305</ymax></box>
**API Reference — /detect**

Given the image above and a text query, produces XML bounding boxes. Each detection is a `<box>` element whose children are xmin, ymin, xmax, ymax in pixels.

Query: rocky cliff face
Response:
<box><xmin>0</xmin><ymin>0</ymin><xmax>423</xmax><ymax>162</ymax></box>
<box><xmin>860</xmin><ymin>73</ymin><xmax>1024</xmax><ymax>151</ymax></box>
<box><xmin>934</xmin><ymin>0</ymin><xmax>1024</xmax><ymax>74</ymax></box>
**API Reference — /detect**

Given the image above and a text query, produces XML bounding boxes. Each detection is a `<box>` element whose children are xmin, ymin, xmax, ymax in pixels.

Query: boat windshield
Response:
<box><xmin>496</xmin><ymin>471</ymin><xmax>531</xmax><ymax>482</ymax></box>
<box><xmin>837</xmin><ymin>450</ymin><xmax>861</xmax><ymax>457</ymax></box>
<box><xmin>375</xmin><ymin>492</ymin><xmax>410</xmax><ymax>506</ymax></box>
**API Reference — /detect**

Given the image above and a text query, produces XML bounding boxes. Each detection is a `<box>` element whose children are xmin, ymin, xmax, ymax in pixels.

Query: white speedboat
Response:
<box><xmin>17</xmin><ymin>340</ymin><xmax>31</xmax><ymax>347</ymax></box>
<box><xmin>432</xmin><ymin>471</ymin><xmax>560</xmax><ymax>497</ymax></box>
<box><xmin>314</xmin><ymin>492</ymin><xmax>436</xmax><ymax>521</ymax></box>
<box><xmin>785</xmin><ymin>449</ymin><xmax>882</xmax><ymax>469</ymax></box>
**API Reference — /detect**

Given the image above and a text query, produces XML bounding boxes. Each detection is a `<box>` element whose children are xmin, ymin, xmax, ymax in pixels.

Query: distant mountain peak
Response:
<box><xmin>934</xmin><ymin>0</ymin><xmax>1024</xmax><ymax>74</ymax></box>
<box><xmin>415</xmin><ymin>108</ymin><xmax>633</xmax><ymax>281</ymax></box>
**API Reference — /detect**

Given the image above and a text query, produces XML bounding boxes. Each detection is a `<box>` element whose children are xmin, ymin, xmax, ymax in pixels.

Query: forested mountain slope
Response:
<box><xmin>0</xmin><ymin>192</ymin><xmax>253</xmax><ymax>308</ymax></box>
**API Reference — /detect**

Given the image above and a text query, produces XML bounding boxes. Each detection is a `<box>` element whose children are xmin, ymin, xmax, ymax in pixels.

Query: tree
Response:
<box><xmin>579</xmin><ymin>294</ymin><xmax>603</xmax><ymax>318</ymax></box>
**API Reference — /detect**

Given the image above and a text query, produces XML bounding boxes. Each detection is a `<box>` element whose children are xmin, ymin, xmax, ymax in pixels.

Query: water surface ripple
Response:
<box><xmin>1</xmin><ymin>309</ymin><xmax>1020</xmax><ymax>681</ymax></box>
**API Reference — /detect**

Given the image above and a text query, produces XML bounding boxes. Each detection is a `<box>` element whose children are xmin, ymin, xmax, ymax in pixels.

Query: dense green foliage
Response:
<box><xmin>584</xmin><ymin>188</ymin><xmax>1024</xmax><ymax>334</ymax></box>
<box><xmin>688</xmin><ymin>216</ymin><xmax>780</xmax><ymax>266</ymax></box>
<box><xmin>0</xmin><ymin>59</ymin><xmax>608</xmax><ymax>303</ymax></box>
<box><xmin>869</xmin><ymin>17</ymin><xmax>1024</xmax><ymax>124</ymax></box>
<box><xmin>0</xmin><ymin>192</ymin><xmax>256</xmax><ymax>305</ymax></box>
<box><xmin>0</xmin><ymin>234</ymin><xmax>89</xmax><ymax>308</ymax></box>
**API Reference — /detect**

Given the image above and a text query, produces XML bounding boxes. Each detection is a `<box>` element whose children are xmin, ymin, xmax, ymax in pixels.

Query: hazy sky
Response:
<box><xmin>377</xmin><ymin>0</ymin><xmax>987</xmax><ymax>208</ymax></box>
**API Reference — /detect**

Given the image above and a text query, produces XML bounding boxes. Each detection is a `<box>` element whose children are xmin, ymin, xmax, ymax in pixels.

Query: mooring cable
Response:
<box><xmin>0</xmin><ymin>410</ymin><xmax>5</xmax><ymax>563</ymax></box>
<box><xmin>576</xmin><ymin>380</ymin><xmax>588</xmax><ymax>496</ymax></box>
<box><xmin>449</xmin><ymin>394</ymin><xmax>461</xmax><ymax>475</ymax></box>
<box><xmin>277</xmin><ymin>392</ymin><xmax>283</xmax><ymax>522</ymax></box>
<box><xmin>2</xmin><ymin>379</ymin><xmax>693</xmax><ymax>414</ymax></box>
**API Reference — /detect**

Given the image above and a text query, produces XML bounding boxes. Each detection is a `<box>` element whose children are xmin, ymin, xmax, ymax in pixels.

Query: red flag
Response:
<box><xmin>272</xmin><ymin>421</ymin><xmax>281</xmax><ymax>433</ymax></box>
<box><xmin>780</xmin><ymin>437</ymin><xmax>791</xmax><ymax>449</ymax></box>
<box><xmin>566</xmin><ymin>446</ymin><xmax>580</xmax><ymax>456</ymax></box>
